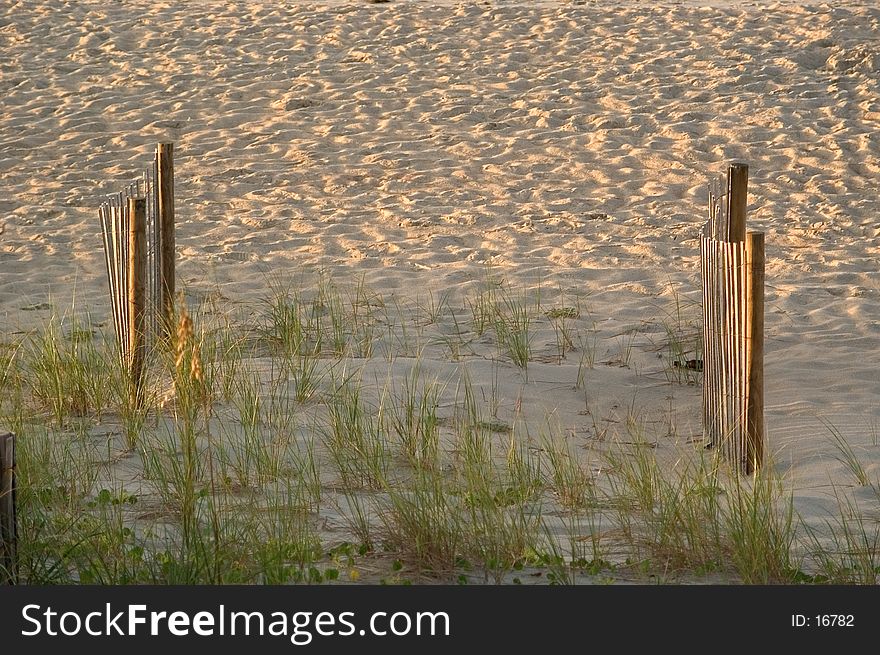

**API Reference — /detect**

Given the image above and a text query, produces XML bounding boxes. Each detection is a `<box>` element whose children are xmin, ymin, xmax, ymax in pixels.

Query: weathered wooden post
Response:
<box><xmin>0</xmin><ymin>431</ymin><xmax>16</xmax><ymax>584</ymax></box>
<box><xmin>157</xmin><ymin>143</ymin><xmax>175</xmax><ymax>338</ymax></box>
<box><xmin>745</xmin><ymin>232</ymin><xmax>765</xmax><ymax>473</ymax></box>
<box><xmin>129</xmin><ymin>197</ymin><xmax>147</xmax><ymax>405</ymax></box>
<box><xmin>726</xmin><ymin>162</ymin><xmax>748</xmax><ymax>243</ymax></box>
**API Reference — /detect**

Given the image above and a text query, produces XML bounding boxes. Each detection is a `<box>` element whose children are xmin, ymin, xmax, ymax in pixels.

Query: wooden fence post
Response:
<box><xmin>727</xmin><ymin>162</ymin><xmax>748</xmax><ymax>243</ymax></box>
<box><xmin>745</xmin><ymin>232</ymin><xmax>765</xmax><ymax>474</ymax></box>
<box><xmin>129</xmin><ymin>197</ymin><xmax>147</xmax><ymax>405</ymax></box>
<box><xmin>157</xmin><ymin>143</ymin><xmax>175</xmax><ymax>337</ymax></box>
<box><xmin>0</xmin><ymin>431</ymin><xmax>16</xmax><ymax>584</ymax></box>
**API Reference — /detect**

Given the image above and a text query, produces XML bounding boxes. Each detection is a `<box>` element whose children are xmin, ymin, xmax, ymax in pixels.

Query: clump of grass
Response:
<box><xmin>0</xmin><ymin>338</ymin><xmax>30</xmax><ymax>435</ymax></box>
<box><xmin>349</xmin><ymin>277</ymin><xmax>385</xmax><ymax>358</ymax></box>
<box><xmin>416</xmin><ymin>289</ymin><xmax>450</xmax><ymax>326</ymax></box>
<box><xmin>338</xmin><ymin>490</ymin><xmax>377</xmax><ymax>554</ymax></box>
<box><xmin>323</xmin><ymin>379</ymin><xmax>389</xmax><ymax>490</ymax></box>
<box><xmin>722</xmin><ymin>471</ymin><xmax>798</xmax><ymax>583</ymax></box>
<box><xmin>575</xmin><ymin>324</ymin><xmax>600</xmax><ymax>388</ymax></box>
<box><xmin>603</xmin><ymin>436</ymin><xmax>798</xmax><ymax>582</ymax></box>
<box><xmin>504</xmin><ymin>435</ymin><xmax>544</xmax><ymax>505</ymax></box>
<box><xmin>466</xmin><ymin>272</ymin><xmax>501</xmax><ymax>336</ymax></box>
<box><xmin>14</xmin><ymin>421</ymin><xmax>104</xmax><ymax>583</ymax></box>
<box><xmin>451</xmin><ymin>373</ymin><xmax>494</xmax><ymax>470</ymax></box>
<box><xmin>26</xmin><ymin>316</ymin><xmax>114</xmax><ymax>426</ymax></box>
<box><xmin>112</xmin><ymin>361</ymin><xmax>158</xmax><ymax>451</ymax></box>
<box><xmin>603</xmin><ymin>444</ymin><xmax>725</xmax><ymax>573</ymax></box>
<box><xmin>546</xmin><ymin>306</ymin><xmax>577</xmax><ymax>363</ymax></box>
<box><xmin>278</xmin><ymin>333</ymin><xmax>324</xmax><ymax>403</ymax></box>
<box><xmin>378</xmin><ymin>470</ymin><xmax>464</xmax><ymax>574</ymax></box>
<box><xmin>261</xmin><ymin>277</ymin><xmax>319</xmax><ymax>359</ymax></box>
<box><xmin>542</xmin><ymin>431</ymin><xmax>593</xmax><ymax>510</ymax></box>
<box><xmin>140</xmin><ymin>424</ymin><xmax>206</xmax><ymax>520</ymax></box>
<box><xmin>218</xmin><ymin>376</ymin><xmax>291</xmax><ymax>489</ymax></box>
<box><xmin>315</xmin><ymin>276</ymin><xmax>348</xmax><ymax>355</ymax></box>
<box><xmin>205</xmin><ymin>315</ymin><xmax>249</xmax><ymax>402</ymax></box>
<box><xmin>18</xmin><ymin>424</ymin><xmax>102</xmax><ymax>506</ymax></box>
<box><xmin>493</xmin><ymin>290</ymin><xmax>533</xmax><ymax>372</ymax></box>
<box><xmin>385</xmin><ymin>364</ymin><xmax>442</xmax><ymax>470</ymax></box>
<box><xmin>464</xmin><ymin>487</ymin><xmax>542</xmax><ymax>584</ymax></box>
<box><xmin>250</xmin><ymin>482</ymin><xmax>323</xmax><ymax>584</ymax></box>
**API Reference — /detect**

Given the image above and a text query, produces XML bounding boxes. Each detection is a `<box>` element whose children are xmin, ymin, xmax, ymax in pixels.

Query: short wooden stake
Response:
<box><xmin>157</xmin><ymin>142</ymin><xmax>175</xmax><ymax>337</ymax></box>
<box><xmin>129</xmin><ymin>197</ymin><xmax>147</xmax><ymax>406</ymax></box>
<box><xmin>745</xmin><ymin>232</ymin><xmax>765</xmax><ymax>473</ymax></box>
<box><xmin>0</xmin><ymin>431</ymin><xmax>16</xmax><ymax>585</ymax></box>
<box><xmin>726</xmin><ymin>162</ymin><xmax>748</xmax><ymax>243</ymax></box>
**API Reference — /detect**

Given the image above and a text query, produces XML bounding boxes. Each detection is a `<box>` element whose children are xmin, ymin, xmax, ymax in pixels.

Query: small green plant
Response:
<box><xmin>323</xmin><ymin>379</ymin><xmax>389</xmax><ymax>490</ymax></box>
<box><xmin>575</xmin><ymin>325</ymin><xmax>600</xmax><ymax>388</ymax></box>
<box><xmin>26</xmin><ymin>316</ymin><xmax>114</xmax><ymax>426</ymax></box>
<box><xmin>251</xmin><ymin>483</ymin><xmax>322</xmax><ymax>584</ymax></box>
<box><xmin>504</xmin><ymin>436</ymin><xmax>544</xmax><ymax>504</ymax></box>
<box><xmin>722</xmin><ymin>472</ymin><xmax>798</xmax><ymax>583</ymax></box>
<box><xmin>417</xmin><ymin>289</ymin><xmax>451</xmax><ymax>326</ymax></box>
<box><xmin>466</xmin><ymin>272</ymin><xmax>501</xmax><ymax>336</ymax></box>
<box><xmin>542</xmin><ymin>431</ymin><xmax>593</xmax><ymax>510</ymax></box>
<box><xmin>494</xmin><ymin>291</ymin><xmax>533</xmax><ymax>372</ymax></box>
<box><xmin>546</xmin><ymin>306</ymin><xmax>577</xmax><ymax>363</ymax></box>
<box><xmin>206</xmin><ymin>317</ymin><xmax>248</xmax><ymax>402</ymax></box>
<box><xmin>604</xmin><ymin>444</ymin><xmax>725</xmax><ymax>573</ymax></box>
<box><xmin>111</xmin><ymin>352</ymin><xmax>158</xmax><ymax>451</ymax></box>
<box><xmin>378</xmin><ymin>470</ymin><xmax>464</xmax><ymax>574</ymax></box>
<box><xmin>385</xmin><ymin>364</ymin><xmax>442</xmax><ymax>470</ymax></box>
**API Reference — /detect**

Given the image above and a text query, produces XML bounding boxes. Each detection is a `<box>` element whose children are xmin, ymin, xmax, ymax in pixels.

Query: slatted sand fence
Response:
<box><xmin>701</xmin><ymin>163</ymin><xmax>765</xmax><ymax>474</ymax></box>
<box><xmin>98</xmin><ymin>143</ymin><xmax>175</xmax><ymax>403</ymax></box>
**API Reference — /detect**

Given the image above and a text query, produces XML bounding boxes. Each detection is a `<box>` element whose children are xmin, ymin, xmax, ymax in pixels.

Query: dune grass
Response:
<box><xmin>0</xmin><ymin>275</ymin><xmax>877</xmax><ymax>585</ymax></box>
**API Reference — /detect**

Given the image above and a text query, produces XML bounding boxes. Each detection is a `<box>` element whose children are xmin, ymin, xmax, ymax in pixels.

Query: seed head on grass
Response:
<box><xmin>173</xmin><ymin>297</ymin><xmax>208</xmax><ymax>413</ymax></box>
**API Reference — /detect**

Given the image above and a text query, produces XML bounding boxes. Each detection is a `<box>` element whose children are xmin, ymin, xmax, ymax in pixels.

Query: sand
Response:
<box><xmin>2</xmin><ymin>0</ymin><xmax>880</xmax><ymax>552</ymax></box>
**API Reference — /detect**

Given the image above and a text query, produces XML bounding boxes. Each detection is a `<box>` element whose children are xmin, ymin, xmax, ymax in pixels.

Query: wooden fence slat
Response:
<box><xmin>129</xmin><ymin>197</ymin><xmax>147</xmax><ymax>406</ymax></box>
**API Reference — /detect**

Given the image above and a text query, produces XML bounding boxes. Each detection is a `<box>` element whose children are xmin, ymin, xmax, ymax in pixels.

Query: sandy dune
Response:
<box><xmin>2</xmin><ymin>0</ymin><xmax>880</xmax><ymax>543</ymax></box>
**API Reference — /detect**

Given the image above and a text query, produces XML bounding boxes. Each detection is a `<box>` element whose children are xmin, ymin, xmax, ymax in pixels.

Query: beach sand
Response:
<box><xmin>2</xmin><ymin>0</ymin><xmax>879</xmax><ymax>569</ymax></box>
